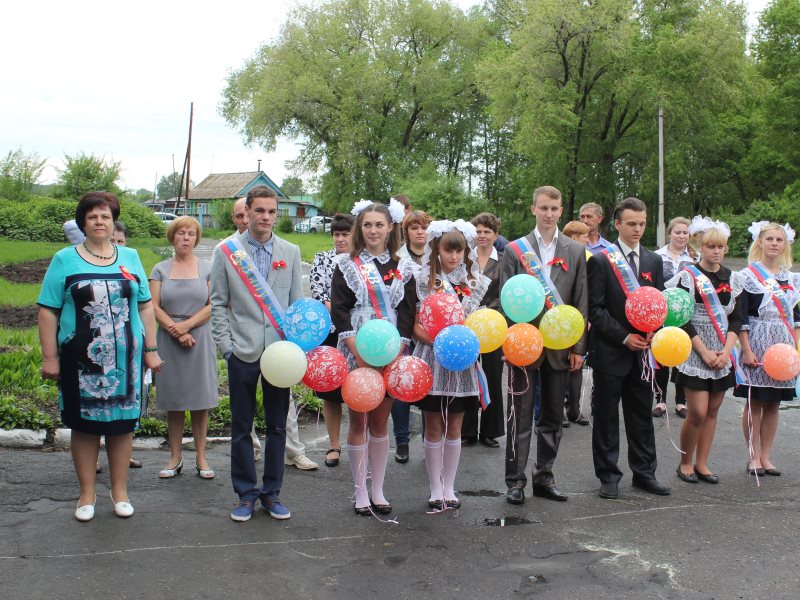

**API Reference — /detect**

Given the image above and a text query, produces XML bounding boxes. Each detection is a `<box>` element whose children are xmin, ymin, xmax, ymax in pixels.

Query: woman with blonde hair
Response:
<box><xmin>733</xmin><ymin>222</ymin><xmax>799</xmax><ymax>476</ymax></box>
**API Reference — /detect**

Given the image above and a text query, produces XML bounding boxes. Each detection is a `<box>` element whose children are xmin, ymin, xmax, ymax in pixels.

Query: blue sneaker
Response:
<box><xmin>261</xmin><ymin>496</ymin><xmax>291</xmax><ymax>520</ymax></box>
<box><xmin>230</xmin><ymin>499</ymin><xmax>255</xmax><ymax>522</ymax></box>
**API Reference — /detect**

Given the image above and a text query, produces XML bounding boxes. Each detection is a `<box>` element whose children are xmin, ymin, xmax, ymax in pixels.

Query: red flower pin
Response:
<box><xmin>455</xmin><ymin>285</ymin><xmax>471</xmax><ymax>297</ymax></box>
<box><xmin>272</xmin><ymin>260</ymin><xmax>287</xmax><ymax>269</ymax></box>
<box><xmin>119</xmin><ymin>265</ymin><xmax>136</xmax><ymax>282</ymax></box>
<box><xmin>716</xmin><ymin>283</ymin><xmax>732</xmax><ymax>294</ymax></box>
<box><xmin>780</xmin><ymin>284</ymin><xmax>794</xmax><ymax>292</ymax></box>
<box><xmin>641</xmin><ymin>272</ymin><xmax>653</xmax><ymax>282</ymax></box>
<box><xmin>547</xmin><ymin>257</ymin><xmax>569</xmax><ymax>271</ymax></box>
<box><xmin>383</xmin><ymin>269</ymin><xmax>402</xmax><ymax>282</ymax></box>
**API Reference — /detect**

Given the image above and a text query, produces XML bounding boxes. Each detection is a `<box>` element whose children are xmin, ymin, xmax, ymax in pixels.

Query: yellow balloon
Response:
<box><xmin>651</xmin><ymin>327</ymin><xmax>691</xmax><ymax>367</ymax></box>
<box><xmin>465</xmin><ymin>308</ymin><xmax>508</xmax><ymax>353</ymax></box>
<box><xmin>539</xmin><ymin>305</ymin><xmax>585</xmax><ymax>350</ymax></box>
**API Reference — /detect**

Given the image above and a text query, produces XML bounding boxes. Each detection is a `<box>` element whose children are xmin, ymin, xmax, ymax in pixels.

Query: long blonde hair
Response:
<box><xmin>747</xmin><ymin>222</ymin><xmax>794</xmax><ymax>269</ymax></box>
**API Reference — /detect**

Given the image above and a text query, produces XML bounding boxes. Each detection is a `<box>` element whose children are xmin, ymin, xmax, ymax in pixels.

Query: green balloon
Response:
<box><xmin>663</xmin><ymin>288</ymin><xmax>695</xmax><ymax>327</ymax></box>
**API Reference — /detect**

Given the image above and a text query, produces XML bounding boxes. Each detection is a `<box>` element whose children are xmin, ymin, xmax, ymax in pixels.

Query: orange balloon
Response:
<box><xmin>342</xmin><ymin>368</ymin><xmax>386</xmax><ymax>412</ymax></box>
<box><xmin>502</xmin><ymin>323</ymin><xmax>544</xmax><ymax>367</ymax></box>
<box><xmin>762</xmin><ymin>343</ymin><xmax>800</xmax><ymax>382</ymax></box>
<box><xmin>651</xmin><ymin>327</ymin><xmax>692</xmax><ymax>367</ymax></box>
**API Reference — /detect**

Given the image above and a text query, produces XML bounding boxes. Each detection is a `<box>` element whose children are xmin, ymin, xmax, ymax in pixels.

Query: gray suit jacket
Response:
<box><xmin>497</xmin><ymin>230</ymin><xmax>589</xmax><ymax>370</ymax></box>
<box><xmin>210</xmin><ymin>231</ymin><xmax>303</xmax><ymax>363</ymax></box>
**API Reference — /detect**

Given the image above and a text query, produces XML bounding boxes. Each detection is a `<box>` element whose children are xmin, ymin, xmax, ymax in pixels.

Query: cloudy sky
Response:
<box><xmin>0</xmin><ymin>0</ymin><xmax>770</xmax><ymax>193</ymax></box>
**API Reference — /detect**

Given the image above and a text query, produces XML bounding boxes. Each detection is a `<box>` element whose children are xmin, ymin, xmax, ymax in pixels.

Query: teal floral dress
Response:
<box><xmin>37</xmin><ymin>246</ymin><xmax>151</xmax><ymax>435</ymax></box>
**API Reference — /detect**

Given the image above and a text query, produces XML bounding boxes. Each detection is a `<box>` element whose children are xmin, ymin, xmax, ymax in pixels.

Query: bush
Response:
<box><xmin>0</xmin><ymin>395</ymin><xmax>53</xmax><ymax>431</ymax></box>
<box><xmin>210</xmin><ymin>199</ymin><xmax>235</xmax><ymax>232</ymax></box>
<box><xmin>0</xmin><ymin>197</ymin><xmax>163</xmax><ymax>241</ymax></box>
<box><xmin>136</xmin><ymin>417</ymin><xmax>167</xmax><ymax>437</ymax></box>
<box><xmin>277</xmin><ymin>215</ymin><xmax>294</xmax><ymax>234</ymax></box>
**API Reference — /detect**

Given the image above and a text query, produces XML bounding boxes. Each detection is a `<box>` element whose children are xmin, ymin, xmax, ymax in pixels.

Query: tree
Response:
<box><xmin>280</xmin><ymin>176</ymin><xmax>306</xmax><ymax>196</ymax></box>
<box><xmin>124</xmin><ymin>188</ymin><xmax>153</xmax><ymax>203</ymax></box>
<box><xmin>221</xmin><ymin>0</ymin><xmax>490</xmax><ymax>212</ymax></box>
<box><xmin>56</xmin><ymin>152</ymin><xmax>122</xmax><ymax>199</ymax></box>
<box><xmin>0</xmin><ymin>148</ymin><xmax>46</xmax><ymax>201</ymax></box>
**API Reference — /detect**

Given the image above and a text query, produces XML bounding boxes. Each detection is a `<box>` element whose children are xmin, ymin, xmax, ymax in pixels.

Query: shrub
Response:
<box><xmin>277</xmin><ymin>215</ymin><xmax>294</xmax><ymax>234</ymax></box>
<box><xmin>0</xmin><ymin>395</ymin><xmax>53</xmax><ymax>431</ymax></box>
<box><xmin>210</xmin><ymin>199</ymin><xmax>235</xmax><ymax>232</ymax></box>
<box><xmin>137</xmin><ymin>417</ymin><xmax>167</xmax><ymax>437</ymax></box>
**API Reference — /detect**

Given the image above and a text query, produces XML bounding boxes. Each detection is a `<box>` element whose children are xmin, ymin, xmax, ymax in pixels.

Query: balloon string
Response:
<box><xmin>642</xmin><ymin>351</ymin><xmax>684</xmax><ymax>454</ymax></box>
<box><xmin>743</xmin><ymin>366</ymin><xmax>760</xmax><ymax>487</ymax></box>
<box><xmin>428</xmin><ymin>374</ymin><xmax>455</xmax><ymax>515</ymax></box>
<box><xmin>505</xmin><ymin>366</ymin><xmax>529</xmax><ymax>462</ymax></box>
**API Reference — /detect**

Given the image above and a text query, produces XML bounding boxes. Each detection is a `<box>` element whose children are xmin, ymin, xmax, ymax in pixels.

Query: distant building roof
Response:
<box><xmin>190</xmin><ymin>171</ymin><xmax>287</xmax><ymax>200</ymax></box>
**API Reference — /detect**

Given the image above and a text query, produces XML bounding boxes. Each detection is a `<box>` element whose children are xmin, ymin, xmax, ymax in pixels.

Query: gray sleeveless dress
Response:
<box><xmin>150</xmin><ymin>259</ymin><xmax>218</xmax><ymax>411</ymax></box>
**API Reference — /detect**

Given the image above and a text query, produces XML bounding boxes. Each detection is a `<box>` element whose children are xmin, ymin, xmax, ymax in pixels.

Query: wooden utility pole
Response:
<box><xmin>657</xmin><ymin>106</ymin><xmax>665</xmax><ymax>247</ymax></box>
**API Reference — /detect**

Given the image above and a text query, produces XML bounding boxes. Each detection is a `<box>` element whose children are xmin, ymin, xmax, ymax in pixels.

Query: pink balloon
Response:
<box><xmin>762</xmin><ymin>343</ymin><xmax>800</xmax><ymax>382</ymax></box>
<box><xmin>384</xmin><ymin>356</ymin><xmax>433</xmax><ymax>402</ymax></box>
<box><xmin>302</xmin><ymin>346</ymin><xmax>349</xmax><ymax>392</ymax></box>
<box><xmin>342</xmin><ymin>368</ymin><xmax>386</xmax><ymax>412</ymax></box>
<box><xmin>418</xmin><ymin>292</ymin><xmax>465</xmax><ymax>339</ymax></box>
<box><xmin>625</xmin><ymin>287</ymin><xmax>668</xmax><ymax>333</ymax></box>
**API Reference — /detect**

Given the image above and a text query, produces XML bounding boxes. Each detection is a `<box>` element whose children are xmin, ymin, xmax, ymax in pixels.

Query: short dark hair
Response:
<box><xmin>471</xmin><ymin>212</ymin><xmax>500</xmax><ymax>233</ymax></box>
<box><xmin>114</xmin><ymin>221</ymin><xmax>128</xmax><ymax>236</ymax></box>
<box><xmin>331</xmin><ymin>213</ymin><xmax>354</xmax><ymax>234</ymax></box>
<box><xmin>75</xmin><ymin>191</ymin><xmax>120</xmax><ymax>233</ymax></box>
<box><xmin>245</xmin><ymin>185</ymin><xmax>277</xmax><ymax>207</ymax></box>
<box><xmin>613</xmin><ymin>197</ymin><xmax>647</xmax><ymax>222</ymax></box>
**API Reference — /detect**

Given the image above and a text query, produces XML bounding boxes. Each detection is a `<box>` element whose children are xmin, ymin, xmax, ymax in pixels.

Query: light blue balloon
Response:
<box><xmin>796</xmin><ymin>374</ymin><xmax>800</xmax><ymax>399</ymax></box>
<box><xmin>283</xmin><ymin>299</ymin><xmax>332</xmax><ymax>352</ymax></box>
<box><xmin>433</xmin><ymin>325</ymin><xmax>480</xmax><ymax>372</ymax></box>
<box><xmin>355</xmin><ymin>319</ymin><xmax>402</xmax><ymax>367</ymax></box>
<box><xmin>500</xmin><ymin>274</ymin><xmax>545</xmax><ymax>323</ymax></box>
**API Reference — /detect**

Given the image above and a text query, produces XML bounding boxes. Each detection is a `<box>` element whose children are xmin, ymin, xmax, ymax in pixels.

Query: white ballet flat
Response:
<box><xmin>110</xmin><ymin>492</ymin><xmax>134</xmax><ymax>518</ymax></box>
<box><xmin>75</xmin><ymin>497</ymin><xmax>96</xmax><ymax>522</ymax></box>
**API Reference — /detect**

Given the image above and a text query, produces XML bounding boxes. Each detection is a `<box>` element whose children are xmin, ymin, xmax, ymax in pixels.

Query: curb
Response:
<box><xmin>0</xmin><ymin>429</ymin><xmax>47</xmax><ymax>448</ymax></box>
<box><xmin>0</xmin><ymin>429</ymin><xmax>233</xmax><ymax>450</ymax></box>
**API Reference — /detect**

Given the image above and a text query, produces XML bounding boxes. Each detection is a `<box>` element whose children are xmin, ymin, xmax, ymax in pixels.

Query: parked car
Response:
<box><xmin>295</xmin><ymin>216</ymin><xmax>332</xmax><ymax>234</ymax></box>
<box><xmin>154</xmin><ymin>212</ymin><xmax>178</xmax><ymax>224</ymax></box>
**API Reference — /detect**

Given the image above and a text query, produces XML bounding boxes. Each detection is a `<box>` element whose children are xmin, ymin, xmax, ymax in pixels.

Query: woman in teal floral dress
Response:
<box><xmin>38</xmin><ymin>192</ymin><xmax>162</xmax><ymax>522</ymax></box>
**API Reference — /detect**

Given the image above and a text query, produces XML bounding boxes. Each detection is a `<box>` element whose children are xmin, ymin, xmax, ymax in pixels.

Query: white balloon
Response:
<box><xmin>260</xmin><ymin>341</ymin><xmax>307</xmax><ymax>388</ymax></box>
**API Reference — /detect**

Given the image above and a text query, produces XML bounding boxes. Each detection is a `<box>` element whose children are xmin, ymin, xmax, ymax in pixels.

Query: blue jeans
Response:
<box><xmin>391</xmin><ymin>399</ymin><xmax>410</xmax><ymax>445</ymax></box>
<box><xmin>228</xmin><ymin>354</ymin><xmax>290</xmax><ymax>501</ymax></box>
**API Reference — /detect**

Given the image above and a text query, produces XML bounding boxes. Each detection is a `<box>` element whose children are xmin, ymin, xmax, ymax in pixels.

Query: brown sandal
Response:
<box><xmin>325</xmin><ymin>448</ymin><xmax>341</xmax><ymax>468</ymax></box>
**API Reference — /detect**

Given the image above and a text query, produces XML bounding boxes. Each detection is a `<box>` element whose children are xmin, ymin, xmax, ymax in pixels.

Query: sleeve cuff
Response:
<box><xmin>740</xmin><ymin>325</ymin><xmax>750</xmax><ymax>331</ymax></box>
<box><xmin>338</xmin><ymin>330</ymin><xmax>356</xmax><ymax>340</ymax></box>
<box><xmin>622</xmin><ymin>334</ymin><xmax>630</xmax><ymax>346</ymax></box>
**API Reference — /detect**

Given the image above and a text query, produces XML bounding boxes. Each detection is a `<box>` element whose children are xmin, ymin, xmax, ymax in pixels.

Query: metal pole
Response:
<box><xmin>657</xmin><ymin>106</ymin><xmax>665</xmax><ymax>247</ymax></box>
<box><xmin>184</xmin><ymin>102</ymin><xmax>193</xmax><ymax>209</ymax></box>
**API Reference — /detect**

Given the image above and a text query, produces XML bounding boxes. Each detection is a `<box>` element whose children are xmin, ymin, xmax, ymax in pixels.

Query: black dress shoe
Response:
<box><xmin>461</xmin><ymin>436</ymin><xmax>477</xmax><ymax>446</ymax></box>
<box><xmin>445</xmin><ymin>498</ymin><xmax>461</xmax><ymax>509</ymax></box>
<box><xmin>571</xmin><ymin>416</ymin><xmax>590</xmax><ymax>426</ymax></box>
<box><xmin>599</xmin><ymin>481</ymin><xmax>618</xmax><ymax>499</ymax></box>
<box><xmin>763</xmin><ymin>467</ymin><xmax>782</xmax><ymax>476</ymax></box>
<box><xmin>676</xmin><ymin>466</ymin><xmax>698</xmax><ymax>483</ymax></box>
<box><xmin>395</xmin><ymin>444</ymin><xmax>409</xmax><ymax>464</ymax></box>
<box><xmin>532</xmin><ymin>482</ymin><xmax>568</xmax><ymax>501</ymax></box>
<box><xmin>479</xmin><ymin>436</ymin><xmax>499</xmax><ymax>448</ymax></box>
<box><xmin>632</xmin><ymin>478</ymin><xmax>671</xmax><ymax>495</ymax></box>
<box><xmin>428</xmin><ymin>499</ymin><xmax>444</xmax><ymax>510</ymax></box>
<box><xmin>505</xmin><ymin>487</ymin><xmax>525</xmax><ymax>505</ymax></box>
<box><xmin>693</xmin><ymin>467</ymin><xmax>719</xmax><ymax>484</ymax></box>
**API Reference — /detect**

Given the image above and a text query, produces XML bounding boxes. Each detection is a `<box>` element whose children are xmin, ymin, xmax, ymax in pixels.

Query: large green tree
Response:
<box><xmin>56</xmin><ymin>152</ymin><xmax>122</xmax><ymax>199</ymax></box>
<box><xmin>0</xmin><ymin>148</ymin><xmax>47</xmax><ymax>201</ymax></box>
<box><xmin>156</xmin><ymin>171</ymin><xmax>193</xmax><ymax>200</ymax></box>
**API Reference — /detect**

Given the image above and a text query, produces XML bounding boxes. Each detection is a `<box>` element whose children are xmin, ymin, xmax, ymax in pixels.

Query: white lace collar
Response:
<box><xmin>359</xmin><ymin>248</ymin><xmax>392</xmax><ymax>265</ymax></box>
<box><xmin>443</xmin><ymin>264</ymin><xmax>468</xmax><ymax>285</ymax></box>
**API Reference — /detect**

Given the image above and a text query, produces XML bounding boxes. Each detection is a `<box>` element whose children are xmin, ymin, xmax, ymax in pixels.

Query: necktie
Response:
<box><xmin>627</xmin><ymin>251</ymin><xmax>638</xmax><ymax>278</ymax></box>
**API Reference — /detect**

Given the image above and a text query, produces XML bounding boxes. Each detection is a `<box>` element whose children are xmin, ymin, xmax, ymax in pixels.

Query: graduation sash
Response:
<box><xmin>354</xmin><ymin>256</ymin><xmax>396</xmax><ymax>325</ymax></box>
<box><xmin>221</xmin><ymin>238</ymin><xmax>286</xmax><ymax>338</ymax></box>
<box><xmin>748</xmin><ymin>262</ymin><xmax>796</xmax><ymax>339</ymax></box>
<box><xmin>601</xmin><ymin>247</ymin><xmax>640</xmax><ymax>297</ymax></box>
<box><xmin>507</xmin><ymin>237</ymin><xmax>563</xmax><ymax>309</ymax></box>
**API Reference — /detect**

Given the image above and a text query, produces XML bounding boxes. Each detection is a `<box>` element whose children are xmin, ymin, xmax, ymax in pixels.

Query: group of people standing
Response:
<box><xmin>38</xmin><ymin>185</ymin><xmax>798</xmax><ymax>523</ymax></box>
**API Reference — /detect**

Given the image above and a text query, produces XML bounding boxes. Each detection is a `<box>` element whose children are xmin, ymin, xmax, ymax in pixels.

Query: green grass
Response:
<box><xmin>0</xmin><ymin>326</ymin><xmax>38</xmax><ymax>346</ymax></box>
<box><xmin>0</xmin><ymin>239</ymin><xmax>67</xmax><ymax>265</ymax></box>
<box><xmin>0</xmin><ymin>278</ymin><xmax>41</xmax><ymax>306</ymax></box>
<box><xmin>279</xmin><ymin>232</ymin><xmax>332</xmax><ymax>262</ymax></box>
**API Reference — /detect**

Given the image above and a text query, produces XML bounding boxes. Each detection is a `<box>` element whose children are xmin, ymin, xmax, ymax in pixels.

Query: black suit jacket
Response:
<box><xmin>586</xmin><ymin>242</ymin><xmax>664</xmax><ymax>377</ymax></box>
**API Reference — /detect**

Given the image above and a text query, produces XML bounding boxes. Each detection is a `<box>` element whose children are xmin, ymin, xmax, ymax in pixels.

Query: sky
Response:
<box><xmin>0</xmin><ymin>0</ymin><xmax>771</xmax><ymax>194</ymax></box>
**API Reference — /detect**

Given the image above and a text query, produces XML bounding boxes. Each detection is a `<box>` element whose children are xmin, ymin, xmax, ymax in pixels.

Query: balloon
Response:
<box><xmin>500</xmin><ymin>274</ymin><xmax>545</xmax><ymax>323</ymax></box>
<box><xmin>502</xmin><ymin>323</ymin><xmax>544</xmax><ymax>367</ymax></box>
<box><xmin>796</xmin><ymin>372</ymin><xmax>800</xmax><ymax>399</ymax></box>
<box><xmin>419</xmin><ymin>292</ymin><xmax>465</xmax><ymax>339</ymax></box>
<box><xmin>433</xmin><ymin>324</ymin><xmax>480</xmax><ymax>372</ymax></box>
<box><xmin>465</xmin><ymin>308</ymin><xmax>508</xmax><ymax>353</ymax></box>
<box><xmin>283</xmin><ymin>299</ymin><xmax>332</xmax><ymax>352</ymax></box>
<box><xmin>302</xmin><ymin>346</ymin><xmax>349</xmax><ymax>392</ymax></box>
<box><xmin>384</xmin><ymin>356</ymin><xmax>433</xmax><ymax>402</ymax></box>
<box><xmin>539</xmin><ymin>305</ymin><xmax>585</xmax><ymax>350</ymax></box>
<box><xmin>650</xmin><ymin>327</ymin><xmax>691</xmax><ymax>367</ymax></box>
<box><xmin>662</xmin><ymin>288</ymin><xmax>695</xmax><ymax>328</ymax></box>
<box><xmin>762</xmin><ymin>343</ymin><xmax>800</xmax><ymax>382</ymax></box>
<box><xmin>342</xmin><ymin>368</ymin><xmax>386</xmax><ymax>412</ymax></box>
<box><xmin>625</xmin><ymin>286</ymin><xmax>668</xmax><ymax>332</ymax></box>
<box><xmin>355</xmin><ymin>319</ymin><xmax>402</xmax><ymax>367</ymax></box>
<box><xmin>260</xmin><ymin>341</ymin><xmax>307</xmax><ymax>388</ymax></box>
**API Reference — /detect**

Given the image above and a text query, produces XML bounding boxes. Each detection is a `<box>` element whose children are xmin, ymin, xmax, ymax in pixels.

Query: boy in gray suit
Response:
<box><xmin>211</xmin><ymin>186</ymin><xmax>303</xmax><ymax>522</ymax></box>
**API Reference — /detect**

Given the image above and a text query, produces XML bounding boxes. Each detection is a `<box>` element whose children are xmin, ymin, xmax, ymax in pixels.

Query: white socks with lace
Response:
<box><xmin>348</xmin><ymin>440</ymin><xmax>370</xmax><ymax>509</ymax></box>
<box><xmin>423</xmin><ymin>438</ymin><xmax>445</xmax><ymax>502</ymax></box>
<box><xmin>442</xmin><ymin>437</ymin><xmax>461</xmax><ymax>502</ymax></box>
<box><xmin>367</xmin><ymin>434</ymin><xmax>390</xmax><ymax>506</ymax></box>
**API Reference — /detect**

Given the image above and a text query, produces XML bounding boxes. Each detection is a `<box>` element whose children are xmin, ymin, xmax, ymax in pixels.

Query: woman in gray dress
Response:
<box><xmin>150</xmin><ymin>217</ymin><xmax>218</xmax><ymax>479</ymax></box>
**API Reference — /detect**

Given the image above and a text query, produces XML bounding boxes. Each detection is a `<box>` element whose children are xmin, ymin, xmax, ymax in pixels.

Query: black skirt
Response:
<box><xmin>416</xmin><ymin>395</ymin><xmax>475</xmax><ymax>414</ymax></box>
<box><xmin>733</xmin><ymin>385</ymin><xmax>796</xmax><ymax>403</ymax></box>
<box><xmin>675</xmin><ymin>371</ymin><xmax>736</xmax><ymax>393</ymax></box>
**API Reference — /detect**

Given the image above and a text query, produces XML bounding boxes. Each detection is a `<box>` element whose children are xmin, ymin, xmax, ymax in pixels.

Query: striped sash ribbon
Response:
<box><xmin>507</xmin><ymin>237</ymin><xmax>563</xmax><ymax>309</ymax></box>
<box><xmin>354</xmin><ymin>256</ymin><xmax>396</xmax><ymax>325</ymax></box>
<box><xmin>748</xmin><ymin>262</ymin><xmax>796</xmax><ymax>339</ymax></box>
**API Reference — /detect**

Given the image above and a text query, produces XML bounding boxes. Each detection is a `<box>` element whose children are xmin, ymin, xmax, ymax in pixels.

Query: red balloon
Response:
<box><xmin>384</xmin><ymin>356</ymin><xmax>433</xmax><ymax>402</ymax></box>
<box><xmin>342</xmin><ymin>368</ymin><xmax>386</xmax><ymax>412</ymax></box>
<box><xmin>419</xmin><ymin>292</ymin><xmax>465</xmax><ymax>339</ymax></box>
<box><xmin>624</xmin><ymin>287</ymin><xmax>668</xmax><ymax>333</ymax></box>
<box><xmin>762</xmin><ymin>343</ymin><xmax>800</xmax><ymax>381</ymax></box>
<box><xmin>302</xmin><ymin>346</ymin><xmax>349</xmax><ymax>392</ymax></box>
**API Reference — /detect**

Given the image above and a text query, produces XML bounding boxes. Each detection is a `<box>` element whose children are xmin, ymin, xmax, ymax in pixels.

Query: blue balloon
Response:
<box><xmin>796</xmin><ymin>373</ymin><xmax>800</xmax><ymax>399</ymax></box>
<box><xmin>433</xmin><ymin>325</ymin><xmax>480</xmax><ymax>372</ymax></box>
<box><xmin>500</xmin><ymin>274</ymin><xmax>545</xmax><ymax>323</ymax></box>
<box><xmin>355</xmin><ymin>319</ymin><xmax>402</xmax><ymax>367</ymax></box>
<box><xmin>283</xmin><ymin>299</ymin><xmax>332</xmax><ymax>352</ymax></box>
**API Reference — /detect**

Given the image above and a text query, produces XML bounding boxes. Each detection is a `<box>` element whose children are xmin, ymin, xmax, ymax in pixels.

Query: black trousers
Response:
<box><xmin>591</xmin><ymin>363</ymin><xmax>658</xmax><ymax>484</ymax></box>
<box><xmin>654</xmin><ymin>366</ymin><xmax>686</xmax><ymax>406</ymax></box>
<box><xmin>564</xmin><ymin>367</ymin><xmax>585</xmax><ymax>421</ymax></box>
<box><xmin>461</xmin><ymin>348</ymin><xmax>505</xmax><ymax>440</ymax></box>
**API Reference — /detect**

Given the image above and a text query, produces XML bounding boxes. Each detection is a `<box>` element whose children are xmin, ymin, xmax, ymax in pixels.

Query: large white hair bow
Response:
<box><xmin>688</xmin><ymin>215</ymin><xmax>730</xmax><ymax>239</ymax></box>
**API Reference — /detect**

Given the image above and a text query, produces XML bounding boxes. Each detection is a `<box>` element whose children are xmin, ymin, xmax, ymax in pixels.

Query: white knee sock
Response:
<box><xmin>423</xmin><ymin>438</ymin><xmax>445</xmax><ymax>502</ymax></box>
<box><xmin>442</xmin><ymin>437</ymin><xmax>462</xmax><ymax>502</ymax></box>
<box><xmin>368</xmin><ymin>434</ymin><xmax>390</xmax><ymax>506</ymax></box>
<box><xmin>348</xmin><ymin>441</ymin><xmax>370</xmax><ymax>508</ymax></box>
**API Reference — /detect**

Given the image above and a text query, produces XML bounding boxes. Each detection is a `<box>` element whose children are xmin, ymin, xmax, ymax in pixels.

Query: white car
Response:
<box><xmin>154</xmin><ymin>212</ymin><xmax>178</xmax><ymax>224</ymax></box>
<box><xmin>295</xmin><ymin>216</ymin><xmax>332</xmax><ymax>234</ymax></box>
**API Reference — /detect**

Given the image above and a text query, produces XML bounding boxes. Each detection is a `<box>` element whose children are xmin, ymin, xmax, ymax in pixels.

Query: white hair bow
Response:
<box><xmin>748</xmin><ymin>220</ymin><xmax>796</xmax><ymax>244</ymax></box>
<box><xmin>688</xmin><ymin>215</ymin><xmax>730</xmax><ymax>239</ymax></box>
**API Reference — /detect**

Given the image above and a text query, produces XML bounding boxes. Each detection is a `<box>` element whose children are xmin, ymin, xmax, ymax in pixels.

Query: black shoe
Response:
<box><xmin>693</xmin><ymin>467</ymin><xmax>719</xmax><ymax>484</ymax></box>
<box><xmin>747</xmin><ymin>464</ymin><xmax>765</xmax><ymax>476</ymax></box>
<box><xmin>445</xmin><ymin>498</ymin><xmax>461</xmax><ymax>510</ymax></box>
<box><xmin>505</xmin><ymin>487</ymin><xmax>525</xmax><ymax>505</ymax></box>
<box><xmin>371</xmin><ymin>501</ymin><xmax>393</xmax><ymax>515</ymax></box>
<box><xmin>676</xmin><ymin>466</ymin><xmax>698</xmax><ymax>483</ymax></box>
<box><xmin>395</xmin><ymin>444</ymin><xmax>409</xmax><ymax>464</ymax></box>
<box><xmin>599</xmin><ymin>481</ymin><xmax>618</xmax><ymax>499</ymax></box>
<box><xmin>532</xmin><ymin>482</ymin><xmax>568</xmax><ymax>501</ymax></box>
<box><xmin>572</xmin><ymin>416</ymin><xmax>590</xmax><ymax>426</ymax></box>
<box><xmin>632</xmin><ymin>478</ymin><xmax>671</xmax><ymax>495</ymax></box>
<box><xmin>479</xmin><ymin>436</ymin><xmax>499</xmax><ymax>448</ymax></box>
<box><xmin>461</xmin><ymin>436</ymin><xmax>477</xmax><ymax>446</ymax></box>
<box><xmin>561</xmin><ymin>418</ymin><xmax>570</xmax><ymax>428</ymax></box>
<box><xmin>763</xmin><ymin>467</ymin><xmax>781</xmax><ymax>476</ymax></box>
<box><xmin>428</xmin><ymin>499</ymin><xmax>444</xmax><ymax>510</ymax></box>
<box><xmin>354</xmin><ymin>504</ymin><xmax>371</xmax><ymax>516</ymax></box>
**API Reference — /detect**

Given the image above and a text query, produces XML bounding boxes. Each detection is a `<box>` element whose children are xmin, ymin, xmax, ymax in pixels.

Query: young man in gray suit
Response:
<box><xmin>211</xmin><ymin>186</ymin><xmax>303</xmax><ymax>522</ymax></box>
<box><xmin>499</xmin><ymin>186</ymin><xmax>589</xmax><ymax>504</ymax></box>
